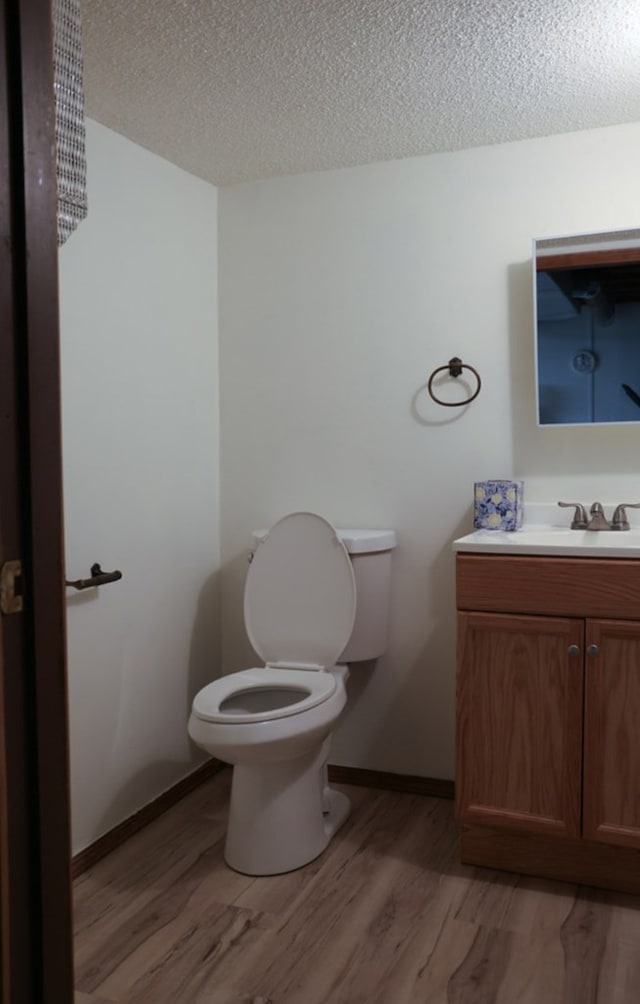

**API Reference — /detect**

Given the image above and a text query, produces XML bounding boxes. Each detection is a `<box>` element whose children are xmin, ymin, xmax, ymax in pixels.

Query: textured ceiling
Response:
<box><xmin>80</xmin><ymin>0</ymin><xmax>640</xmax><ymax>187</ymax></box>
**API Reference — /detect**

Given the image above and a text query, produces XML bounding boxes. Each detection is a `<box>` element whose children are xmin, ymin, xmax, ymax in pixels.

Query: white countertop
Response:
<box><xmin>453</xmin><ymin>526</ymin><xmax>640</xmax><ymax>558</ymax></box>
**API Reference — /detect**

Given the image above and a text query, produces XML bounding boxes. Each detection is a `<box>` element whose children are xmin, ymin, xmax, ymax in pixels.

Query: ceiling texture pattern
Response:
<box><xmin>81</xmin><ymin>0</ymin><xmax>640</xmax><ymax>187</ymax></box>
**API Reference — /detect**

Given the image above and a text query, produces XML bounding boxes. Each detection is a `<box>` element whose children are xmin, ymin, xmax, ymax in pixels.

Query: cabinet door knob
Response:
<box><xmin>587</xmin><ymin>644</ymin><xmax>600</xmax><ymax>656</ymax></box>
<box><xmin>567</xmin><ymin>644</ymin><xmax>580</xmax><ymax>656</ymax></box>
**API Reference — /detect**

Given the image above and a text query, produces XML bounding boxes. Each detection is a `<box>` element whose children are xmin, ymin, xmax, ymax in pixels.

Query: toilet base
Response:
<box><xmin>224</xmin><ymin>739</ymin><xmax>351</xmax><ymax>875</ymax></box>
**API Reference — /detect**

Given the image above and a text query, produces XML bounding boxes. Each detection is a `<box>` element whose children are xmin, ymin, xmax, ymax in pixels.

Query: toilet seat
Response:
<box><xmin>192</xmin><ymin>667</ymin><xmax>338</xmax><ymax>724</ymax></box>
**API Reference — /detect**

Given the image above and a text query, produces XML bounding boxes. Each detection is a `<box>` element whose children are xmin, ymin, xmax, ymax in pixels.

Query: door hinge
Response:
<box><xmin>1</xmin><ymin>560</ymin><xmax>24</xmax><ymax>614</ymax></box>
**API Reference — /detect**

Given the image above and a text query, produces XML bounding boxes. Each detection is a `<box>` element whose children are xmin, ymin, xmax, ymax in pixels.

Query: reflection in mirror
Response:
<box><xmin>534</xmin><ymin>228</ymin><xmax>640</xmax><ymax>426</ymax></box>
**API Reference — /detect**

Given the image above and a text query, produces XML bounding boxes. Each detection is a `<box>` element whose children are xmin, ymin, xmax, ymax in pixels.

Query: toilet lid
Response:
<box><xmin>244</xmin><ymin>512</ymin><xmax>356</xmax><ymax>669</ymax></box>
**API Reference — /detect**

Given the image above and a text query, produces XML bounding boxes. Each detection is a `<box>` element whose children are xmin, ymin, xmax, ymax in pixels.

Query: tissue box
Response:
<box><xmin>474</xmin><ymin>480</ymin><xmax>524</xmax><ymax>531</ymax></box>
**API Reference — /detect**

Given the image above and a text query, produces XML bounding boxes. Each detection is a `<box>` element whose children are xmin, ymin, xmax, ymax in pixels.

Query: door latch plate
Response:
<box><xmin>1</xmin><ymin>560</ymin><xmax>23</xmax><ymax>614</ymax></box>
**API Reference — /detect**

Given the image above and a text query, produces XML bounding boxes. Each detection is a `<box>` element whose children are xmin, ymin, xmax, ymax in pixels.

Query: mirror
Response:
<box><xmin>534</xmin><ymin>227</ymin><xmax>640</xmax><ymax>426</ymax></box>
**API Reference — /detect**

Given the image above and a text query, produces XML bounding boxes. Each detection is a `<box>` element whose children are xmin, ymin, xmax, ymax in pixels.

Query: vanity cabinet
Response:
<box><xmin>456</xmin><ymin>553</ymin><xmax>640</xmax><ymax>894</ymax></box>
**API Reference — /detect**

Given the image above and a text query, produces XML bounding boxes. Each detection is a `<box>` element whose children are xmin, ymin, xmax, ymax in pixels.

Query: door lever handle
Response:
<box><xmin>65</xmin><ymin>562</ymin><xmax>122</xmax><ymax>591</ymax></box>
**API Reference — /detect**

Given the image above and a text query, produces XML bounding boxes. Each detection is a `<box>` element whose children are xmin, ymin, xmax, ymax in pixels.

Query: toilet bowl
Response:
<box><xmin>188</xmin><ymin>511</ymin><xmax>395</xmax><ymax>876</ymax></box>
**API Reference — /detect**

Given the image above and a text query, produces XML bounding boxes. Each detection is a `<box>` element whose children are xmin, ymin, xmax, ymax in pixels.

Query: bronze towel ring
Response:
<box><xmin>427</xmin><ymin>357</ymin><xmax>481</xmax><ymax>407</ymax></box>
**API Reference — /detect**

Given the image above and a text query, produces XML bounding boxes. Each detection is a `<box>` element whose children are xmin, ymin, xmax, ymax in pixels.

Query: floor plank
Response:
<box><xmin>74</xmin><ymin>769</ymin><xmax>640</xmax><ymax>1003</ymax></box>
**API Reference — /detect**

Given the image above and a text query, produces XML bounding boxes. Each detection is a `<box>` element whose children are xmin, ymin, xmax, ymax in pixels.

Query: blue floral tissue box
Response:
<box><xmin>474</xmin><ymin>480</ymin><xmax>524</xmax><ymax>531</ymax></box>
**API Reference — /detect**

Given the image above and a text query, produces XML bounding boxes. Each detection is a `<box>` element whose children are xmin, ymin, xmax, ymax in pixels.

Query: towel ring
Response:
<box><xmin>427</xmin><ymin>357</ymin><xmax>481</xmax><ymax>407</ymax></box>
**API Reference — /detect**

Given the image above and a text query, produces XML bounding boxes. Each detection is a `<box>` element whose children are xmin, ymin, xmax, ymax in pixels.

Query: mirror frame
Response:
<box><xmin>534</xmin><ymin>227</ymin><xmax>640</xmax><ymax>427</ymax></box>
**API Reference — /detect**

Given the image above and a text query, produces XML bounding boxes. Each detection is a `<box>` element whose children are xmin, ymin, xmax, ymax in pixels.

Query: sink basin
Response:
<box><xmin>453</xmin><ymin>526</ymin><xmax>640</xmax><ymax>558</ymax></box>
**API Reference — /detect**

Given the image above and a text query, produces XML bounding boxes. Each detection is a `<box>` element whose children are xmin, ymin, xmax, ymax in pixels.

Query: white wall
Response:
<box><xmin>218</xmin><ymin>121</ymin><xmax>640</xmax><ymax>782</ymax></box>
<box><xmin>59</xmin><ymin>120</ymin><xmax>220</xmax><ymax>853</ymax></box>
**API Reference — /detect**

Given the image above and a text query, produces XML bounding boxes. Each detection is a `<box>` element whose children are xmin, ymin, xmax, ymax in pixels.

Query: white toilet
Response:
<box><xmin>188</xmin><ymin>511</ymin><xmax>396</xmax><ymax>876</ymax></box>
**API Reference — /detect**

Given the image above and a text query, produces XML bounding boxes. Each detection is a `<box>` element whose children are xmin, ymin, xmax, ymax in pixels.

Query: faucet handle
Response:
<box><xmin>557</xmin><ymin>501</ymin><xmax>588</xmax><ymax>529</ymax></box>
<box><xmin>611</xmin><ymin>503</ymin><xmax>640</xmax><ymax>531</ymax></box>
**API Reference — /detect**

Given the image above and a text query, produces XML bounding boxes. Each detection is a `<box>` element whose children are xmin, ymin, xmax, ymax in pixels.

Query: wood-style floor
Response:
<box><xmin>74</xmin><ymin>770</ymin><xmax>640</xmax><ymax>1003</ymax></box>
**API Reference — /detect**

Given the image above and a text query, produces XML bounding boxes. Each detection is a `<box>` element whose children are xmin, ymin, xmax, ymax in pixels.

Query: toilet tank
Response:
<box><xmin>336</xmin><ymin>530</ymin><xmax>396</xmax><ymax>662</ymax></box>
<box><xmin>251</xmin><ymin>525</ymin><xmax>396</xmax><ymax>664</ymax></box>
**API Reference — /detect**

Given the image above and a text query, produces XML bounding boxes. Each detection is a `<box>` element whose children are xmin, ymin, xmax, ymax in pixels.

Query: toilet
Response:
<box><xmin>188</xmin><ymin>511</ymin><xmax>396</xmax><ymax>876</ymax></box>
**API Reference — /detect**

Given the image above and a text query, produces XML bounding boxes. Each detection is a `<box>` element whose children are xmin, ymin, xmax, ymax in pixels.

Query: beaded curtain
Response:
<box><xmin>53</xmin><ymin>0</ymin><xmax>88</xmax><ymax>244</ymax></box>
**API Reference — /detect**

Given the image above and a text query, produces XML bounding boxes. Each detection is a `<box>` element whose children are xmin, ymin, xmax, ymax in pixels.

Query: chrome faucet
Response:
<box><xmin>586</xmin><ymin>502</ymin><xmax>610</xmax><ymax>530</ymax></box>
<box><xmin>558</xmin><ymin>501</ymin><xmax>640</xmax><ymax>531</ymax></box>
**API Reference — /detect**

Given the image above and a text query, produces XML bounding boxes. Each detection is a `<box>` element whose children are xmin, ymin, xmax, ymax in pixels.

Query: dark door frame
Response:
<box><xmin>0</xmin><ymin>1</ymin><xmax>73</xmax><ymax>1001</ymax></box>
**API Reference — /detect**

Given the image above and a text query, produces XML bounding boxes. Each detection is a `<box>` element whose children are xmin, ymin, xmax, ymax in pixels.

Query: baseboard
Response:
<box><xmin>71</xmin><ymin>758</ymin><xmax>225</xmax><ymax>878</ymax></box>
<box><xmin>71</xmin><ymin>760</ymin><xmax>453</xmax><ymax>878</ymax></box>
<box><xmin>328</xmin><ymin>764</ymin><xmax>455</xmax><ymax>800</ymax></box>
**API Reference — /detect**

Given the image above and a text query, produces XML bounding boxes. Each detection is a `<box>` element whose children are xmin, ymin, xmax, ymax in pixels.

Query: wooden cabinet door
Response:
<box><xmin>583</xmin><ymin>619</ymin><xmax>640</xmax><ymax>848</ymax></box>
<box><xmin>456</xmin><ymin>611</ymin><xmax>584</xmax><ymax>837</ymax></box>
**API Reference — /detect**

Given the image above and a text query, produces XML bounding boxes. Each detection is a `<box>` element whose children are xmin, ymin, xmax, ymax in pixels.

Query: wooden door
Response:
<box><xmin>583</xmin><ymin>618</ymin><xmax>640</xmax><ymax>848</ymax></box>
<box><xmin>0</xmin><ymin>0</ymin><xmax>73</xmax><ymax>1001</ymax></box>
<box><xmin>456</xmin><ymin>611</ymin><xmax>584</xmax><ymax>837</ymax></box>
